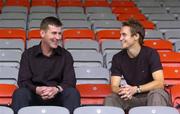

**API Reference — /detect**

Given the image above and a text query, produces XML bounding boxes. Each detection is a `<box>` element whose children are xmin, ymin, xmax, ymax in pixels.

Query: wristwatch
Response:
<box><xmin>137</xmin><ymin>85</ymin><xmax>141</xmax><ymax>93</ymax></box>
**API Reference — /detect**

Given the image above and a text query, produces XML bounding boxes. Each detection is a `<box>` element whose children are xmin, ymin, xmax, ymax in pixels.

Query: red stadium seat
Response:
<box><xmin>83</xmin><ymin>1</ymin><xmax>109</xmax><ymax>7</ymax></box>
<box><xmin>31</xmin><ymin>0</ymin><xmax>56</xmax><ymax>7</ymax></box>
<box><xmin>112</xmin><ymin>7</ymin><xmax>140</xmax><ymax>14</ymax></box>
<box><xmin>110</xmin><ymin>1</ymin><xmax>135</xmax><ymax>7</ymax></box>
<box><xmin>5</xmin><ymin>0</ymin><xmax>29</xmax><ymax>7</ymax></box>
<box><xmin>57</xmin><ymin>1</ymin><xmax>83</xmax><ymax>7</ymax></box>
<box><xmin>144</xmin><ymin>39</ymin><xmax>173</xmax><ymax>52</ymax></box>
<box><xmin>163</xmin><ymin>66</ymin><xmax>180</xmax><ymax>86</ymax></box>
<box><xmin>63</xmin><ymin>29</ymin><xmax>94</xmax><ymax>40</ymax></box>
<box><xmin>0</xmin><ymin>84</ymin><xmax>17</xmax><ymax>106</ymax></box>
<box><xmin>28</xmin><ymin>29</ymin><xmax>41</xmax><ymax>39</ymax></box>
<box><xmin>76</xmin><ymin>84</ymin><xmax>112</xmax><ymax>105</ymax></box>
<box><xmin>158</xmin><ymin>51</ymin><xmax>180</xmax><ymax>67</ymax></box>
<box><xmin>117</xmin><ymin>13</ymin><xmax>147</xmax><ymax>21</ymax></box>
<box><xmin>96</xmin><ymin>30</ymin><xmax>120</xmax><ymax>43</ymax></box>
<box><xmin>170</xmin><ymin>85</ymin><xmax>180</xmax><ymax>113</ymax></box>
<box><xmin>140</xmin><ymin>20</ymin><xmax>155</xmax><ymax>29</ymax></box>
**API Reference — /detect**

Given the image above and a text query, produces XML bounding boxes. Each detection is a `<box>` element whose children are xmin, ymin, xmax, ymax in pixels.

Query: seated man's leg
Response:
<box><xmin>104</xmin><ymin>93</ymin><xmax>147</xmax><ymax>111</ymax></box>
<box><xmin>147</xmin><ymin>88</ymin><xmax>172</xmax><ymax>106</ymax></box>
<box><xmin>11</xmin><ymin>88</ymin><xmax>33</xmax><ymax>114</ymax></box>
<box><xmin>55</xmin><ymin>87</ymin><xmax>80</xmax><ymax>114</ymax></box>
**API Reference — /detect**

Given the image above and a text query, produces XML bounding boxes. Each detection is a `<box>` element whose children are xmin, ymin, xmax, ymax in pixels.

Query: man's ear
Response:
<box><xmin>134</xmin><ymin>33</ymin><xmax>140</xmax><ymax>41</ymax></box>
<box><xmin>40</xmin><ymin>30</ymin><xmax>45</xmax><ymax>38</ymax></box>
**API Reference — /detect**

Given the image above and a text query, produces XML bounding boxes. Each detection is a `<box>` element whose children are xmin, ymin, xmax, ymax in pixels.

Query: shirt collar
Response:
<box><xmin>35</xmin><ymin>42</ymin><xmax>62</xmax><ymax>57</ymax></box>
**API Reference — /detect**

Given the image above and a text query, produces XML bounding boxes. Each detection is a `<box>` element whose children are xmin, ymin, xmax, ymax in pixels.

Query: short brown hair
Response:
<box><xmin>40</xmin><ymin>16</ymin><xmax>62</xmax><ymax>31</ymax></box>
<box><xmin>122</xmin><ymin>19</ymin><xmax>145</xmax><ymax>45</ymax></box>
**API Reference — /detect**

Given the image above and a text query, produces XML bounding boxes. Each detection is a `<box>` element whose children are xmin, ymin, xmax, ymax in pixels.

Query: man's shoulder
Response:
<box><xmin>142</xmin><ymin>46</ymin><xmax>157</xmax><ymax>55</ymax></box>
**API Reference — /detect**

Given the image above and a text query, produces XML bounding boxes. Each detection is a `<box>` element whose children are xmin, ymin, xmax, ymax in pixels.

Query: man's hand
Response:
<box><xmin>118</xmin><ymin>85</ymin><xmax>137</xmax><ymax>100</ymax></box>
<box><xmin>36</xmin><ymin>86</ymin><xmax>59</xmax><ymax>100</ymax></box>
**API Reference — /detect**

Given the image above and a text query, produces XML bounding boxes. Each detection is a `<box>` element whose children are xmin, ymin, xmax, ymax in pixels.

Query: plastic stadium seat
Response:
<box><xmin>83</xmin><ymin>1</ymin><xmax>109</xmax><ymax>7</ymax></box>
<box><xmin>92</xmin><ymin>20</ymin><xmax>122</xmax><ymax>32</ymax></box>
<box><xmin>30</xmin><ymin>6</ymin><xmax>56</xmax><ymax>14</ymax></box>
<box><xmin>170</xmin><ymin>84</ymin><xmax>180</xmax><ymax>113</ymax></box>
<box><xmin>57</xmin><ymin>1</ymin><xmax>83</xmax><ymax>7</ymax></box>
<box><xmin>0</xmin><ymin>84</ymin><xmax>17</xmax><ymax>105</ymax></box>
<box><xmin>141</xmin><ymin>7</ymin><xmax>168</xmax><ymax>14</ymax></box>
<box><xmin>144</xmin><ymin>39</ymin><xmax>173</xmax><ymax>52</ymax></box>
<box><xmin>75</xmin><ymin>67</ymin><xmax>110</xmax><ymax>84</ymax></box>
<box><xmin>0</xmin><ymin>39</ymin><xmax>24</xmax><ymax>53</ymax></box>
<box><xmin>117</xmin><ymin>13</ymin><xmax>147</xmax><ymax>21</ymax></box>
<box><xmin>163</xmin><ymin>66</ymin><xmax>180</xmax><ymax>86</ymax></box>
<box><xmin>27</xmin><ymin>39</ymin><xmax>41</xmax><ymax>49</ymax></box>
<box><xmin>96</xmin><ymin>30</ymin><xmax>120</xmax><ymax>42</ymax></box>
<box><xmin>64</xmin><ymin>39</ymin><xmax>99</xmax><ymax>52</ymax></box>
<box><xmin>58</xmin><ymin>13</ymin><xmax>87</xmax><ymax>21</ymax></box>
<box><xmin>147</xmin><ymin>14</ymin><xmax>176</xmax><ymax>22</ymax></box>
<box><xmin>145</xmin><ymin>30</ymin><xmax>163</xmax><ymax>39</ymax></box>
<box><xmin>136</xmin><ymin>1</ymin><xmax>162</xmax><ymax>8</ymax></box>
<box><xmin>101</xmin><ymin>39</ymin><xmax>121</xmax><ymax>55</ymax></box>
<box><xmin>28</xmin><ymin>20</ymin><xmax>41</xmax><ymax>30</ymax></box>
<box><xmin>28</xmin><ymin>13</ymin><xmax>57</xmax><ymax>22</ymax></box>
<box><xmin>112</xmin><ymin>7</ymin><xmax>140</xmax><ymax>14</ymax></box>
<box><xmin>57</xmin><ymin>7</ymin><xmax>84</xmax><ymax>14</ymax></box>
<box><xmin>0</xmin><ymin>106</ymin><xmax>14</xmax><ymax>114</ymax></box>
<box><xmin>62</xmin><ymin>20</ymin><xmax>91</xmax><ymax>30</ymax></box>
<box><xmin>139</xmin><ymin>20</ymin><xmax>155</xmax><ymax>29</ymax></box>
<box><xmin>110</xmin><ymin>1</ymin><xmax>135</xmax><ymax>7</ymax></box>
<box><xmin>156</xmin><ymin>21</ymin><xmax>180</xmax><ymax>32</ymax></box>
<box><xmin>18</xmin><ymin>106</ymin><xmax>69</xmax><ymax>114</ymax></box>
<box><xmin>0</xmin><ymin>67</ymin><xmax>18</xmax><ymax>84</ymax></box>
<box><xmin>88</xmin><ymin>14</ymin><xmax>116</xmax><ymax>21</ymax></box>
<box><xmin>76</xmin><ymin>84</ymin><xmax>111</xmax><ymax>105</ymax></box>
<box><xmin>0</xmin><ymin>29</ymin><xmax>26</xmax><ymax>42</ymax></box>
<box><xmin>164</xmin><ymin>1</ymin><xmax>180</xmax><ymax>7</ymax></box>
<box><xmin>0</xmin><ymin>0</ymin><xmax>3</xmax><ymax>10</ymax></box>
<box><xmin>5</xmin><ymin>0</ymin><xmax>30</xmax><ymax>7</ymax></box>
<box><xmin>70</xmin><ymin>51</ymin><xmax>103</xmax><ymax>67</ymax></box>
<box><xmin>0</xmin><ymin>50</ymin><xmax>22</xmax><ymax>64</ymax></box>
<box><xmin>168</xmin><ymin>7</ymin><xmax>180</xmax><ymax>14</ymax></box>
<box><xmin>63</xmin><ymin>29</ymin><xmax>94</xmax><ymax>40</ymax></box>
<box><xmin>31</xmin><ymin>0</ymin><xmax>56</xmax><ymax>7</ymax></box>
<box><xmin>1</xmin><ymin>6</ymin><xmax>28</xmax><ymax>14</ymax></box>
<box><xmin>129</xmin><ymin>106</ymin><xmax>179</xmax><ymax>114</ymax></box>
<box><xmin>158</xmin><ymin>51</ymin><xmax>180</xmax><ymax>67</ymax></box>
<box><xmin>0</xmin><ymin>20</ymin><xmax>26</xmax><ymax>30</ymax></box>
<box><xmin>74</xmin><ymin>106</ymin><xmax>124</xmax><ymax>114</ymax></box>
<box><xmin>28</xmin><ymin>29</ymin><xmax>41</xmax><ymax>39</ymax></box>
<box><xmin>104</xmin><ymin>51</ymin><xmax>120</xmax><ymax>69</ymax></box>
<box><xmin>85</xmin><ymin>7</ymin><xmax>112</xmax><ymax>14</ymax></box>
<box><xmin>164</xmin><ymin>30</ymin><xmax>180</xmax><ymax>43</ymax></box>
<box><xmin>0</xmin><ymin>13</ymin><xmax>27</xmax><ymax>23</ymax></box>
<box><xmin>174</xmin><ymin>41</ymin><xmax>180</xmax><ymax>52</ymax></box>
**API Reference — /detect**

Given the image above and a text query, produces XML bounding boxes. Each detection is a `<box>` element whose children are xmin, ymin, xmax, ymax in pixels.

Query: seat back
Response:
<box><xmin>129</xmin><ymin>106</ymin><xmax>179</xmax><ymax>114</ymax></box>
<box><xmin>18</xmin><ymin>106</ymin><xmax>69</xmax><ymax>114</ymax></box>
<box><xmin>74</xmin><ymin>106</ymin><xmax>124</xmax><ymax>114</ymax></box>
<box><xmin>0</xmin><ymin>106</ymin><xmax>14</xmax><ymax>114</ymax></box>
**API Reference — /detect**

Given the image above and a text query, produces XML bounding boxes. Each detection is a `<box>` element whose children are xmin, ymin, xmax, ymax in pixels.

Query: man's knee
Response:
<box><xmin>62</xmin><ymin>87</ymin><xmax>80</xmax><ymax>99</ymax></box>
<box><xmin>147</xmin><ymin>89</ymin><xmax>172</xmax><ymax>106</ymax></box>
<box><xmin>13</xmin><ymin>88</ymin><xmax>31</xmax><ymax>99</ymax></box>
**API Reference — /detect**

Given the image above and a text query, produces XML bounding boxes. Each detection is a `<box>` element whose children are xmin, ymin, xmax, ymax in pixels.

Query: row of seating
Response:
<box><xmin>0</xmin><ymin>105</ymin><xmax>179</xmax><ymax>114</ymax></box>
<box><xmin>0</xmin><ymin>83</ymin><xmax>180</xmax><ymax>111</ymax></box>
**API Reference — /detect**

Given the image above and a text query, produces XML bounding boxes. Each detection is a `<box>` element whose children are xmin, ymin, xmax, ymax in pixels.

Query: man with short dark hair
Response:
<box><xmin>11</xmin><ymin>16</ymin><xmax>80</xmax><ymax>114</ymax></box>
<box><xmin>104</xmin><ymin>19</ymin><xmax>172</xmax><ymax>111</ymax></box>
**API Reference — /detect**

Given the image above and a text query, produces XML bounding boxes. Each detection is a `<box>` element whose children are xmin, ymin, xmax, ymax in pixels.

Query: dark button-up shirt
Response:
<box><xmin>18</xmin><ymin>44</ymin><xmax>76</xmax><ymax>92</ymax></box>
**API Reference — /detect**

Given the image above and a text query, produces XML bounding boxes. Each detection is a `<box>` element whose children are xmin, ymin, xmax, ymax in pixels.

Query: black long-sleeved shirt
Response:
<box><xmin>18</xmin><ymin>44</ymin><xmax>76</xmax><ymax>92</ymax></box>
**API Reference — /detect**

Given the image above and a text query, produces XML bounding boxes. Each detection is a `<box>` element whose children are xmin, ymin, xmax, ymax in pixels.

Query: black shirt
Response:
<box><xmin>18</xmin><ymin>44</ymin><xmax>76</xmax><ymax>92</ymax></box>
<box><xmin>111</xmin><ymin>46</ymin><xmax>162</xmax><ymax>86</ymax></box>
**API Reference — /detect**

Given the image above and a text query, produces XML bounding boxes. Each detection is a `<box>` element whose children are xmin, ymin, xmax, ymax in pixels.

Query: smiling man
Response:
<box><xmin>11</xmin><ymin>17</ymin><xmax>80</xmax><ymax>114</ymax></box>
<box><xmin>104</xmin><ymin>19</ymin><xmax>172</xmax><ymax>111</ymax></box>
